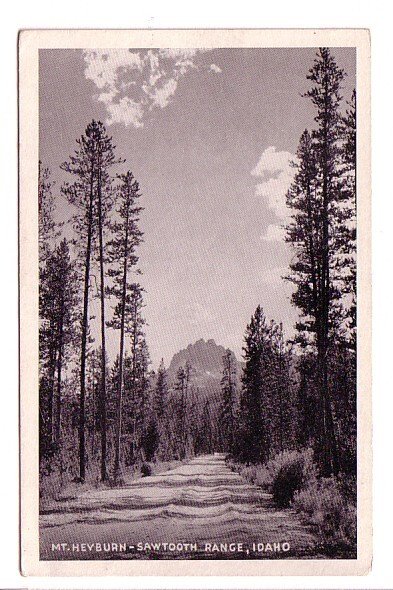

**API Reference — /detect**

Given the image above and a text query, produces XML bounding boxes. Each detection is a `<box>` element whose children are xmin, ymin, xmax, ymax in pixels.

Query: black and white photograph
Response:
<box><xmin>19</xmin><ymin>29</ymin><xmax>371</xmax><ymax>576</ymax></box>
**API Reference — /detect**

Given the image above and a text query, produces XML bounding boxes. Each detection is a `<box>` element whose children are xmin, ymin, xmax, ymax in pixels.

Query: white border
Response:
<box><xmin>19</xmin><ymin>28</ymin><xmax>371</xmax><ymax>577</ymax></box>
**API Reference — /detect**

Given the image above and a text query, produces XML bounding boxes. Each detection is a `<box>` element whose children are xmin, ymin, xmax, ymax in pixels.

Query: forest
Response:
<box><xmin>39</xmin><ymin>48</ymin><xmax>356</xmax><ymax>550</ymax></box>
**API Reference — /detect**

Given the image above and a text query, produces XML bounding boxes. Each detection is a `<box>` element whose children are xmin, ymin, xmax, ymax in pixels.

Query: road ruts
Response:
<box><xmin>40</xmin><ymin>453</ymin><xmax>321</xmax><ymax>560</ymax></box>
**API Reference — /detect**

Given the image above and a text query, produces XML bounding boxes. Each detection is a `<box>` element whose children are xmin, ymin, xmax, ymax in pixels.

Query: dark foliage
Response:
<box><xmin>272</xmin><ymin>457</ymin><xmax>305</xmax><ymax>507</ymax></box>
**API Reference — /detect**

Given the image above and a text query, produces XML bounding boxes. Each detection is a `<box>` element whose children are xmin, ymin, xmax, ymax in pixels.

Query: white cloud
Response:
<box><xmin>251</xmin><ymin>146</ymin><xmax>297</xmax><ymax>241</ymax></box>
<box><xmin>84</xmin><ymin>50</ymin><xmax>144</xmax><ymax>90</ymax></box>
<box><xmin>252</xmin><ymin>146</ymin><xmax>294</xmax><ymax>178</ymax></box>
<box><xmin>210</xmin><ymin>63</ymin><xmax>222</xmax><ymax>73</ymax></box>
<box><xmin>103</xmin><ymin>95</ymin><xmax>144</xmax><ymax>128</ymax></box>
<box><xmin>148</xmin><ymin>78</ymin><xmax>178</xmax><ymax>109</ymax></box>
<box><xmin>83</xmin><ymin>48</ymin><xmax>218</xmax><ymax>128</ymax></box>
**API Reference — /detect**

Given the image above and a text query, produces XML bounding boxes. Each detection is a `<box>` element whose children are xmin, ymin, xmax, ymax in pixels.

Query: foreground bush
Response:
<box><xmin>293</xmin><ymin>477</ymin><xmax>356</xmax><ymax>550</ymax></box>
<box><xmin>270</xmin><ymin>449</ymin><xmax>317</xmax><ymax>507</ymax></box>
<box><xmin>236</xmin><ymin>448</ymin><xmax>317</xmax><ymax>503</ymax></box>
<box><xmin>272</xmin><ymin>456</ymin><xmax>305</xmax><ymax>507</ymax></box>
<box><xmin>140</xmin><ymin>462</ymin><xmax>153</xmax><ymax>477</ymax></box>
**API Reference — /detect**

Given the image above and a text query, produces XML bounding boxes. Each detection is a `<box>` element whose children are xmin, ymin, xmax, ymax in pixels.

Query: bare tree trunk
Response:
<box><xmin>113</xmin><ymin>209</ymin><xmax>129</xmax><ymax>483</ymax></box>
<box><xmin>278</xmin><ymin>324</ymin><xmax>284</xmax><ymax>454</ymax></box>
<box><xmin>48</xmin><ymin>333</ymin><xmax>57</xmax><ymax>445</ymax></box>
<box><xmin>79</xmin><ymin>168</ymin><xmax>95</xmax><ymax>482</ymax></box>
<box><xmin>97</xmin><ymin>160</ymin><xmax>108</xmax><ymax>482</ymax></box>
<box><xmin>54</xmin><ymin>306</ymin><xmax>64</xmax><ymax>445</ymax></box>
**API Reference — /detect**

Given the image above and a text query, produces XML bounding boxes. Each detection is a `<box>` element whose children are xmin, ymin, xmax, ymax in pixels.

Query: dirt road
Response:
<box><xmin>40</xmin><ymin>454</ymin><xmax>320</xmax><ymax>559</ymax></box>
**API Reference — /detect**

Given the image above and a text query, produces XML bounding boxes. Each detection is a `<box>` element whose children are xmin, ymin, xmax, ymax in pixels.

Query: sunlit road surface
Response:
<box><xmin>40</xmin><ymin>453</ymin><xmax>320</xmax><ymax>560</ymax></box>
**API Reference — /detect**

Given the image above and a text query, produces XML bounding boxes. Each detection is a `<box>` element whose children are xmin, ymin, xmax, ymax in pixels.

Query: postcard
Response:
<box><xmin>19</xmin><ymin>28</ymin><xmax>371</xmax><ymax>576</ymax></box>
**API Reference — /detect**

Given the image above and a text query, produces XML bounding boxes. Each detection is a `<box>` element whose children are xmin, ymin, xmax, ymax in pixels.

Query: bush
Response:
<box><xmin>293</xmin><ymin>477</ymin><xmax>356</xmax><ymax>550</ymax></box>
<box><xmin>234</xmin><ymin>448</ymin><xmax>317</xmax><ymax>503</ymax></box>
<box><xmin>272</xmin><ymin>456</ymin><xmax>306</xmax><ymax>507</ymax></box>
<box><xmin>269</xmin><ymin>449</ymin><xmax>317</xmax><ymax>506</ymax></box>
<box><xmin>141</xmin><ymin>462</ymin><xmax>153</xmax><ymax>477</ymax></box>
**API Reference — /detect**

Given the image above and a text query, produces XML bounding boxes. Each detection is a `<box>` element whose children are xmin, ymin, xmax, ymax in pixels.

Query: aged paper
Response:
<box><xmin>19</xmin><ymin>28</ymin><xmax>371</xmax><ymax>576</ymax></box>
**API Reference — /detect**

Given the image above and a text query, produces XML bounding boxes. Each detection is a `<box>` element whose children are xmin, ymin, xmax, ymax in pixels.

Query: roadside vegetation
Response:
<box><xmin>230</xmin><ymin>448</ymin><xmax>356</xmax><ymax>557</ymax></box>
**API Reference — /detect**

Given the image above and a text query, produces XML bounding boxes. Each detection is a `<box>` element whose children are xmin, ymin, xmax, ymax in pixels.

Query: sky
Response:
<box><xmin>39</xmin><ymin>47</ymin><xmax>356</xmax><ymax>368</ymax></box>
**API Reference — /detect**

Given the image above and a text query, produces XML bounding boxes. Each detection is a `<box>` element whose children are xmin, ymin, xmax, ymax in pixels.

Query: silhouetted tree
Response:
<box><xmin>106</xmin><ymin>171</ymin><xmax>143</xmax><ymax>482</ymax></box>
<box><xmin>220</xmin><ymin>349</ymin><xmax>237</xmax><ymax>453</ymax></box>
<box><xmin>61</xmin><ymin>120</ymin><xmax>119</xmax><ymax>481</ymax></box>
<box><xmin>286</xmin><ymin>48</ymin><xmax>355</xmax><ymax>475</ymax></box>
<box><xmin>39</xmin><ymin>239</ymin><xmax>79</xmax><ymax>455</ymax></box>
<box><xmin>237</xmin><ymin>306</ymin><xmax>271</xmax><ymax>464</ymax></box>
<box><xmin>174</xmin><ymin>362</ymin><xmax>193</xmax><ymax>459</ymax></box>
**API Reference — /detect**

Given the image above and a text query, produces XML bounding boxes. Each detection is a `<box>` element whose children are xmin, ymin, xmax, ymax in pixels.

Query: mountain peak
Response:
<box><xmin>167</xmin><ymin>339</ymin><xmax>241</xmax><ymax>386</ymax></box>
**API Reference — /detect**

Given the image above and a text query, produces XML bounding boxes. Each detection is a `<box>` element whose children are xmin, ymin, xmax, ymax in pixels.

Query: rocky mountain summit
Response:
<box><xmin>167</xmin><ymin>338</ymin><xmax>242</xmax><ymax>389</ymax></box>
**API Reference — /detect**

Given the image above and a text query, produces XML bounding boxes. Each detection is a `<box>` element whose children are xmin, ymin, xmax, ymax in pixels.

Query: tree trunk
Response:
<box><xmin>54</xmin><ymin>305</ymin><xmax>64</xmax><ymax>445</ymax></box>
<box><xmin>79</xmin><ymin>168</ymin><xmax>95</xmax><ymax>482</ymax></box>
<box><xmin>97</xmin><ymin>160</ymin><xmax>108</xmax><ymax>482</ymax></box>
<box><xmin>48</xmin><ymin>334</ymin><xmax>57</xmax><ymax>445</ymax></box>
<box><xmin>113</xmin><ymin>209</ymin><xmax>129</xmax><ymax>483</ymax></box>
<box><xmin>318</xmin><ymin>81</ymin><xmax>339</xmax><ymax>476</ymax></box>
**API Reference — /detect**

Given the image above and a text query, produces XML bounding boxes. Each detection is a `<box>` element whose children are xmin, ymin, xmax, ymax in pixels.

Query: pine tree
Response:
<box><xmin>220</xmin><ymin>349</ymin><xmax>237</xmax><ymax>454</ymax></box>
<box><xmin>61</xmin><ymin>120</ymin><xmax>119</xmax><ymax>482</ymax></box>
<box><xmin>270</xmin><ymin>323</ymin><xmax>296</xmax><ymax>453</ymax></box>
<box><xmin>38</xmin><ymin>161</ymin><xmax>56</xmax><ymax>264</ymax></box>
<box><xmin>285</xmin><ymin>48</ymin><xmax>353</xmax><ymax>475</ymax></box>
<box><xmin>52</xmin><ymin>240</ymin><xmax>80</xmax><ymax>444</ymax></box>
<box><xmin>120</xmin><ymin>284</ymin><xmax>149</xmax><ymax>464</ymax></box>
<box><xmin>95</xmin><ymin>122</ymin><xmax>120</xmax><ymax>481</ymax></box>
<box><xmin>133</xmin><ymin>333</ymin><xmax>151</xmax><ymax>461</ymax></box>
<box><xmin>341</xmin><ymin>89</ymin><xmax>357</xmax><ymax>349</ymax></box>
<box><xmin>200</xmin><ymin>399</ymin><xmax>213</xmax><ymax>454</ymax></box>
<box><xmin>238</xmin><ymin>306</ymin><xmax>271</xmax><ymax>464</ymax></box>
<box><xmin>86</xmin><ymin>347</ymin><xmax>102</xmax><ymax>457</ymax></box>
<box><xmin>39</xmin><ymin>161</ymin><xmax>62</xmax><ymax>458</ymax></box>
<box><xmin>39</xmin><ymin>239</ymin><xmax>79</xmax><ymax>455</ymax></box>
<box><xmin>154</xmin><ymin>359</ymin><xmax>169</xmax><ymax>421</ymax></box>
<box><xmin>174</xmin><ymin>362</ymin><xmax>193</xmax><ymax>459</ymax></box>
<box><xmin>106</xmin><ymin>171</ymin><xmax>143</xmax><ymax>482</ymax></box>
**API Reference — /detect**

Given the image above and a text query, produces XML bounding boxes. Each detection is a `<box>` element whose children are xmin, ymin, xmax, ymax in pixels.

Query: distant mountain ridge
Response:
<box><xmin>167</xmin><ymin>338</ymin><xmax>242</xmax><ymax>390</ymax></box>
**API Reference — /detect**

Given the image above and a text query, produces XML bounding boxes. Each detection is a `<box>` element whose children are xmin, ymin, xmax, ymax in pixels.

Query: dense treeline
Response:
<box><xmin>39</xmin><ymin>47</ymin><xmax>356</xmax><ymax>492</ymax></box>
<box><xmin>230</xmin><ymin>48</ymin><xmax>356</xmax><ymax>478</ymax></box>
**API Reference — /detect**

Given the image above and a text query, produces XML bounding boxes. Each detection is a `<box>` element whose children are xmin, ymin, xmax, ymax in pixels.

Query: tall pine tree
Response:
<box><xmin>61</xmin><ymin>120</ymin><xmax>119</xmax><ymax>481</ymax></box>
<box><xmin>238</xmin><ymin>306</ymin><xmax>271</xmax><ymax>464</ymax></box>
<box><xmin>286</xmin><ymin>48</ymin><xmax>354</xmax><ymax>475</ymax></box>
<box><xmin>220</xmin><ymin>349</ymin><xmax>237</xmax><ymax>453</ymax></box>
<box><xmin>106</xmin><ymin>171</ymin><xmax>143</xmax><ymax>482</ymax></box>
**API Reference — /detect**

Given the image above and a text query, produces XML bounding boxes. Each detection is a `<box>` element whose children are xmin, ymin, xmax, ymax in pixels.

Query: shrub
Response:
<box><xmin>272</xmin><ymin>456</ymin><xmax>306</xmax><ymax>507</ymax></box>
<box><xmin>268</xmin><ymin>448</ymin><xmax>317</xmax><ymax>506</ymax></box>
<box><xmin>233</xmin><ymin>448</ymin><xmax>317</xmax><ymax>502</ymax></box>
<box><xmin>141</xmin><ymin>462</ymin><xmax>153</xmax><ymax>477</ymax></box>
<box><xmin>293</xmin><ymin>477</ymin><xmax>356</xmax><ymax>550</ymax></box>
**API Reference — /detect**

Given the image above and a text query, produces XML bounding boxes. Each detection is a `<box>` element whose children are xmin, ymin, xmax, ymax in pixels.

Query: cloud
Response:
<box><xmin>210</xmin><ymin>63</ymin><xmax>222</xmax><ymax>73</ymax></box>
<box><xmin>98</xmin><ymin>92</ymin><xmax>144</xmax><ymax>128</ymax></box>
<box><xmin>148</xmin><ymin>78</ymin><xmax>178</xmax><ymax>109</ymax></box>
<box><xmin>251</xmin><ymin>146</ymin><xmax>297</xmax><ymax>241</ymax></box>
<box><xmin>83</xmin><ymin>48</ymin><xmax>218</xmax><ymax>128</ymax></box>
